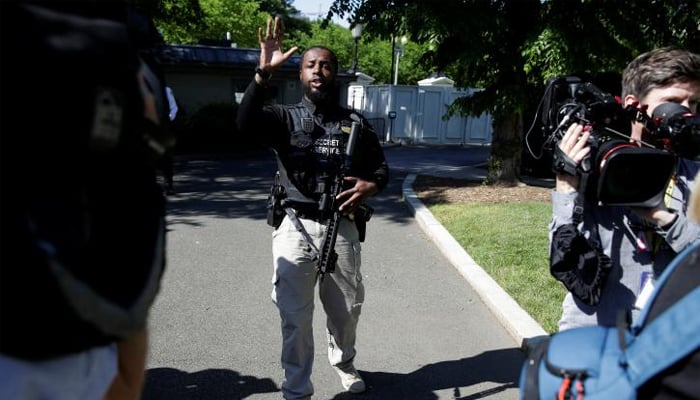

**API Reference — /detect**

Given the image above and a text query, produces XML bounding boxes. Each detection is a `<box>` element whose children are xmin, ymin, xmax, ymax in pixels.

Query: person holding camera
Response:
<box><xmin>551</xmin><ymin>46</ymin><xmax>700</xmax><ymax>331</ymax></box>
<box><xmin>236</xmin><ymin>16</ymin><xmax>388</xmax><ymax>400</ymax></box>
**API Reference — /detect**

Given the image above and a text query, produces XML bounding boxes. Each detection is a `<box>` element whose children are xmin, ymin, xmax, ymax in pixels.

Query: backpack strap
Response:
<box><xmin>635</xmin><ymin>241</ymin><xmax>700</xmax><ymax>325</ymax></box>
<box><xmin>623</xmin><ymin>242</ymin><xmax>700</xmax><ymax>387</ymax></box>
<box><xmin>624</xmin><ymin>286</ymin><xmax>700</xmax><ymax>387</ymax></box>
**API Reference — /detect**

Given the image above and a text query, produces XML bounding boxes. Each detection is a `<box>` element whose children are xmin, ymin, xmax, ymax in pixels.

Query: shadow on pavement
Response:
<box><xmin>142</xmin><ymin>367</ymin><xmax>280</xmax><ymax>399</ymax></box>
<box><xmin>141</xmin><ymin>345</ymin><xmax>522</xmax><ymax>400</ymax></box>
<box><xmin>330</xmin><ymin>348</ymin><xmax>523</xmax><ymax>400</ymax></box>
<box><xmin>166</xmin><ymin>153</ymin><xmax>421</xmax><ymax>228</ymax></box>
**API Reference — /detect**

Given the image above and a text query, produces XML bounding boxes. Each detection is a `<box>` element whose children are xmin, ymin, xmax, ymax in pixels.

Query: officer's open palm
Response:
<box><xmin>258</xmin><ymin>16</ymin><xmax>298</xmax><ymax>72</ymax></box>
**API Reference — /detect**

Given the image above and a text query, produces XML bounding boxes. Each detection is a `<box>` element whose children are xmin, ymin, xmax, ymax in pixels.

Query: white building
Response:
<box><xmin>347</xmin><ymin>74</ymin><xmax>493</xmax><ymax>146</ymax></box>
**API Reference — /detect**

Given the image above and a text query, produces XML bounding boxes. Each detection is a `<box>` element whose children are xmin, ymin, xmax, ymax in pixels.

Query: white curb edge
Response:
<box><xmin>402</xmin><ymin>174</ymin><xmax>549</xmax><ymax>353</ymax></box>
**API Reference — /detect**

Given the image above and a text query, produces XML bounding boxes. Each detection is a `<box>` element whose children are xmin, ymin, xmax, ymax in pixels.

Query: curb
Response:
<box><xmin>402</xmin><ymin>174</ymin><xmax>549</xmax><ymax>354</ymax></box>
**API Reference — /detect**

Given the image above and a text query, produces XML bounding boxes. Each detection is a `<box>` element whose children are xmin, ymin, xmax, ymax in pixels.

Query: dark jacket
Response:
<box><xmin>236</xmin><ymin>79</ymin><xmax>389</xmax><ymax>203</ymax></box>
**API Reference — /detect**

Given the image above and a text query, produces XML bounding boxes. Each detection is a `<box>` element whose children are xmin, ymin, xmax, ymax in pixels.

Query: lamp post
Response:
<box><xmin>393</xmin><ymin>35</ymin><xmax>408</xmax><ymax>85</ymax></box>
<box><xmin>349</xmin><ymin>23</ymin><xmax>363</xmax><ymax>74</ymax></box>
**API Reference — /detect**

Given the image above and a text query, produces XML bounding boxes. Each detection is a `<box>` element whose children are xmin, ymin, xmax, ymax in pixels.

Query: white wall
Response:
<box><xmin>348</xmin><ymin>84</ymin><xmax>493</xmax><ymax>145</ymax></box>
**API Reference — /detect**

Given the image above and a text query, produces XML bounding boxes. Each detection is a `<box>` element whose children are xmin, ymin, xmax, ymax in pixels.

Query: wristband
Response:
<box><xmin>255</xmin><ymin>67</ymin><xmax>271</xmax><ymax>80</ymax></box>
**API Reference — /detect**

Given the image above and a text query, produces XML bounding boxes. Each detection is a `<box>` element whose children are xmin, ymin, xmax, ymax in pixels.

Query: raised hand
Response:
<box><xmin>258</xmin><ymin>16</ymin><xmax>298</xmax><ymax>73</ymax></box>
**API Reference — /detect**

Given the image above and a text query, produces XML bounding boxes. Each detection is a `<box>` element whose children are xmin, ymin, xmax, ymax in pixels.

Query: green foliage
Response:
<box><xmin>287</xmin><ymin>21</ymin><xmax>431</xmax><ymax>84</ymax></box>
<box><xmin>152</xmin><ymin>0</ymin><xmax>699</xmax><ymax>180</ymax></box>
<box><xmin>395</xmin><ymin>40</ymin><xmax>433</xmax><ymax>85</ymax></box>
<box><xmin>522</xmin><ymin>28</ymin><xmax>569</xmax><ymax>83</ymax></box>
<box><xmin>152</xmin><ymin>0</ymin><xmax>314</xmax><ymax>46</ymax></box>
<box><xmin>154</xmin><ymin>0</ymin><xmax>268</xmax><ymax>46</ymax></box>
<box><xmin>200</xmin><ymin>0</ymin><xmax>264</xmax><ymax>47</ymax></box>
<box><xmin>357</xmin><ymin>38</ymin><xmax>393</xmax><ymax>84</ymax></box>
<box><xmin>149</xmin><ymin>0</ymin><xmax>431</xmax><ymax>84</ymax></box>
<box><xmin>289</xmin><ymin>21</ymin><xmax>354</xmax><ymax>67</ymax></box>
<box><xmin>329</xmin><ymin>0</ymin><xmax>699</xmax><ymax>184</ymax></box>
<box><xmin>255</xmin><ymin>0</ymin><xmax>312</xmax><ymax>42</ymax></box>
<box><xmin>129</xmin><ymin>0</ymin><xmax>204</xmax><ymax>26</ymax></box>
<box><xmin>428</xmin><ymin>201</ymin><xmax>566</xmax><ymax>334</ymax></box>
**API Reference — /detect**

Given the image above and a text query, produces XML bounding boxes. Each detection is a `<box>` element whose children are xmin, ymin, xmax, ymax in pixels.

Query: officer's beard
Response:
<box><xmin>304</xmin><ymin>85</ymin><xmax>331</xmax><ymax>104</ymax></box>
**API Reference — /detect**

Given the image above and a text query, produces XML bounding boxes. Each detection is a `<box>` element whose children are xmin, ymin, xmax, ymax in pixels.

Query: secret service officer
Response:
<box><xmin>236</xmin><ymin>16</ymin><xmax>388</xmax><ymax>400</ymax></box>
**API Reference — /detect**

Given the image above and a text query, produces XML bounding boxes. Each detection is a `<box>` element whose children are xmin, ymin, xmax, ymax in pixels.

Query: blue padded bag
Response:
<box><xmin>519</xmin><ymin>241</ymin><xmax>700</xmax><ymax>399</ymax></box>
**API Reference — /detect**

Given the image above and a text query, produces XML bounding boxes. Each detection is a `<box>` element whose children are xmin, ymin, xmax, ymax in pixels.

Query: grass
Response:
<box><xmin>427</xmin><ymin>201</ymin><xmax>566</xmax><ymax>333</ymax></box>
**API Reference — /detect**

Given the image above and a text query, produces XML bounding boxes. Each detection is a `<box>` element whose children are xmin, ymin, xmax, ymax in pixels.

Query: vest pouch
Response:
<box><xmin>352</xmin><ymin>204</ymin><xmax>374</xmax><ymax>242</ymax></box>
<box><xmin>267</xmin><ymin>172</ymin><xmax>286</xmax><ymax>229</ymax></box>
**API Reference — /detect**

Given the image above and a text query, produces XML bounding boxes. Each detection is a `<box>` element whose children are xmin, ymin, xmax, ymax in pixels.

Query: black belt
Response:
<box><xmin>295</xmin><ymin>209</ymin><xmax>324</xmax><ymax>221</ymax></box>
<box><xmin>285</xmin><ymin>203</ymin><xmax>326</xmax><ymax>222</ymax></box>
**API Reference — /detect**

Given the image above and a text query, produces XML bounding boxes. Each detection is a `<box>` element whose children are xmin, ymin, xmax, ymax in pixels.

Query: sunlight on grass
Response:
<box><xmin>428</xmin><ymin>202</ymin><xmax>566</xmax><ymax>333</ymax></box>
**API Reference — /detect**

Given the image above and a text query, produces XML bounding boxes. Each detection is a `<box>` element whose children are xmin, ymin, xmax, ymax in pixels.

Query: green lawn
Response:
<box><xmin>426</xmin><ymin>201</ymin><xmax>566</xmax><ymax>333</ymax></box>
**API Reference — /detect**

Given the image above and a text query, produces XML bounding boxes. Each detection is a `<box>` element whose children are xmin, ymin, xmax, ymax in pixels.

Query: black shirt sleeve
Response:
<box><xmin>235</xmin><ymin>79</ymin><xmax>286</xmax><ymax>148</ymax></box>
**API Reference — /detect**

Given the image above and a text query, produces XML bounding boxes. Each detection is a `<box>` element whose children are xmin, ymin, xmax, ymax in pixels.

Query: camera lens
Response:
<box><xmin>595</xmin><ymin>141</ymin><xmax>675</xmax><ymax>207</ymax></box>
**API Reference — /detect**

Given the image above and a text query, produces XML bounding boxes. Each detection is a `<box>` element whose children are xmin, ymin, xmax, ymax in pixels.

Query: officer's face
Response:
<box><xmin>300</xmin><ymin>48</ymin><xmax>337</xmax><ymax>104</ymax></box>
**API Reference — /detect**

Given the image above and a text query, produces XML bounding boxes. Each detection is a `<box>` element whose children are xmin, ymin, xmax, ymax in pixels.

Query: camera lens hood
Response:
<box><xmin>595</xmin><ymin>141</ymin><xmax>675</xmax><ymax>207</ymax></box>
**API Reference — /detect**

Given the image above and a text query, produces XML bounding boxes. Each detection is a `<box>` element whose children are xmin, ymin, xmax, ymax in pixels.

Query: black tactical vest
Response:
<box><xmin>275</xmin><ymin>103</ymin><xmax>359</xmax><ymax>205</ymax></box>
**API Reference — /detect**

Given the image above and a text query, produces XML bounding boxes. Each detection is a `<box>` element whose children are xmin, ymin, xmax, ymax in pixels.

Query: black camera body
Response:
<box><xmin>539</xmin><ymin>76</ymin><xmax>700</xmax><ymax>207</ymax></box>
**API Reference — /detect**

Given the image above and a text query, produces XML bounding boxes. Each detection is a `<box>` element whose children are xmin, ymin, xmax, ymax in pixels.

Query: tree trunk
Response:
<box><xmin>487</xmin><ymin>111</ymin><xmax>523</xmax><ymax>186</ymax></box>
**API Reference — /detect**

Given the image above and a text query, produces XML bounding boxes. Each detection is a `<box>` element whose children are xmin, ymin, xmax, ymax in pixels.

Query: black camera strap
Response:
<box><xmin>552</xmin><ymin>145</ymin><xmax>582</xmax><ymax>177</ymax></box>
<box><xmin>573</xmin><ymin>172</ymin><xmax>589</xmax><ymax>225</ymax></box>
<box><xmin>572</xmin><ymin>171</ymin><xmax>606</xmax><ymax>251</ymax></box>
<box><xmin>550</xmin><ymin>170</ymin><xmax>613</xmax><ymax>306</ymax></box>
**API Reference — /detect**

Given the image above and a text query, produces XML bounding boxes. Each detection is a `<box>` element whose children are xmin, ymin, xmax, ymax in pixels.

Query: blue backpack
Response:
<box><xmin>519</xmin><ymin>241</ymin><xmax>700</xmax><ymax>399</ymax></box>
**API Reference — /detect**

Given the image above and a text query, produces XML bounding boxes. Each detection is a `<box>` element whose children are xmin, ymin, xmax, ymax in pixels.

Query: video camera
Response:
<box><xmin>532</xmin><ymin>76</ymin><xmax>700</xmax><ymax>207</ymax></box>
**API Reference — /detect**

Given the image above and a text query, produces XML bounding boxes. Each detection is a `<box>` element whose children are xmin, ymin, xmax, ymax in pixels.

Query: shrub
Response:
<box><xmin>174</xmin><ymin>102</ymin><xmax>264</xmax><ymax>156</ymax></box>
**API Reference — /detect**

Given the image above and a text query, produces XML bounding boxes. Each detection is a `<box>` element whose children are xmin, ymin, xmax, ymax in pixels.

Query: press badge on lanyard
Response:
<box><xmin>635</xmin><ymin>271</ymin><xmax>655</xmax><ymax>309</ymax></box>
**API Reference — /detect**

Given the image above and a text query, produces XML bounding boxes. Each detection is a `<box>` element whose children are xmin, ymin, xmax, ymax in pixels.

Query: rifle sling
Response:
<box><xmin>284</xmin><ymin>207</ymin><xmax>320</xmax><ymax>262</ymax></box>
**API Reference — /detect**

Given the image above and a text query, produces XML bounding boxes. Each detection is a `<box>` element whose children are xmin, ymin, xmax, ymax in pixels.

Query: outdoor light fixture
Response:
<box><xmin>349</xmin><ymin>23</ymin><xmax>363</xmax><ymax>74</ymax></box>
<box><xmin>393</xmin><ymin>35</ymin><xmax>408</xmax><ymax>85</ymax></box>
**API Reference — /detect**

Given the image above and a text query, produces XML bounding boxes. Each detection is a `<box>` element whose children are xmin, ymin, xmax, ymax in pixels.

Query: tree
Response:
<box><xmin>328</xmin><ymin>0</ymin><xmax>700</xmax><ymax>185</ymax></box>
<box><xmin>153</xmin><ymin>0</ymin><xmax>268</xmax><ymax>46</ymax></box>
<box><xmin>147</xmin><ymin>0</ymin><xmax>429</xmax><ymax>86</ymax></box>
<box><xmin>329</xmin><ymin>0</ymin><xmax>540</xmax><ymax>185</ymax></box>
<box><xmin>149</xmin><ymin>0</ymin><xmax>314</xmax><ymax>46</ymax></box>
<box><xmin>129</xmin><ymin>0</ymin><xmax>204</xmax><ymax>26</ymax></box>
<box><xmin>258</xmin><ymin>0</ymin><xmax>312</xmax><ymax>42</ymax></box>
<box><xmin>289</xmin><ymin>21</ymin><xmax>354</xmax><ymax>69</ymax></box>
<box><xmin>289</xmin><ymin>21</ymin><xmax>431</xmax><ymax>85</ymax></box>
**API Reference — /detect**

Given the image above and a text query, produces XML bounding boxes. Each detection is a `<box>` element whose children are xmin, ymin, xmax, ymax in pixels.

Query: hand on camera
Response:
<box><xmin>555</xmin><ymin>123</ymin><xmax>591</xmax><ymax>193</ymax></box>
<box><xmin>631</xmin><ymin>205</ymin><xmax>678</xmax><ymax>230</ymax></box>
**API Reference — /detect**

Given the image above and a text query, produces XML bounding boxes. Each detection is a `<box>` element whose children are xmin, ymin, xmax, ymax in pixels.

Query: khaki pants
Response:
<box><xmin>271</xmin><ymin>215</ymin><xmax>364</xmax><ymax>400</ymax></box>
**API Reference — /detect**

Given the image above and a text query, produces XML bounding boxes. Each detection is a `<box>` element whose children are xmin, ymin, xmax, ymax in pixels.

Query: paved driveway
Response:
<box><xmin>143</xmin><ymin>147</ymin><xmax>525</xmax><ymax>400</ymax></box>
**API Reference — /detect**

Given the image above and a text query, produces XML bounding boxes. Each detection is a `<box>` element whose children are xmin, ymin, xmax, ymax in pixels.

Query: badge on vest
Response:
<box><xmin>340</xmin><ymin>120</ymin><xmax>353</xmax><ymax>134</ymax></box>
<box><xmin>635</xmin><ymin>271</ymin><xmax>655</xmax><ymax>310</ymax></box>
<box><xmin>302</xmin><ymin>117</ymin><xmax>314</xmax><ymax>134</ymax></box>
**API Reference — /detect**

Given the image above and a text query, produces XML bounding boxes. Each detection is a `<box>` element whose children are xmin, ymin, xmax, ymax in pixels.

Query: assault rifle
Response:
<box><xmin>316</xmin><ymin>121</ymin><xmax>360</xmax><ymax>279</ymax></box>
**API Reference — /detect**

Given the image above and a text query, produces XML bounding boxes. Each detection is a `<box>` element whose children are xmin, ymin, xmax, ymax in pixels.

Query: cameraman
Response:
<box><xmin>552</xmin><ymin>47</ymin><xmax>700</xmax><ymax>331</ymax></box>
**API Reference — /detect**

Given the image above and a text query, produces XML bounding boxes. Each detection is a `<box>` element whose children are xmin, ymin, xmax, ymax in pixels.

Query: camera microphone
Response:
<box><xmin>652</xmin><ymin>102</ymin><xmax>691</xmax><ymax>120</ymax></box>
<box><xmin>650</xmin><ymin>102</ymin><xmax>700</xmax><ymax>159</ymax></box>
